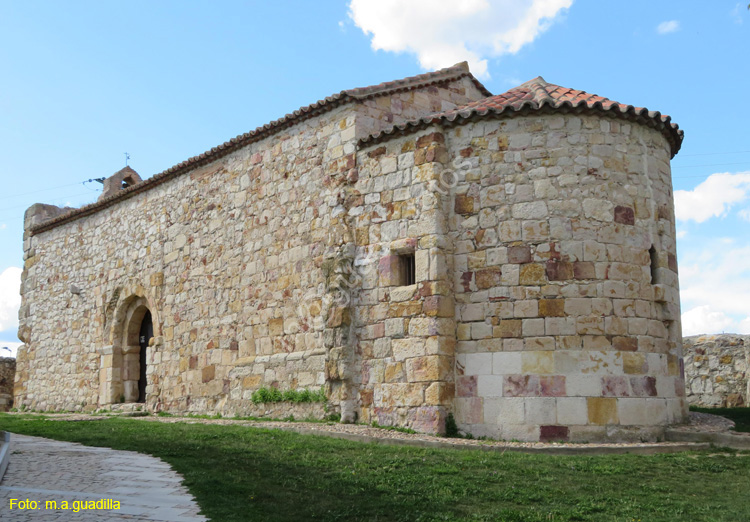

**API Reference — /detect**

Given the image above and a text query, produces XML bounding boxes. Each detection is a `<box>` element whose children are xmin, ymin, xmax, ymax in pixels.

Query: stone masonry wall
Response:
<box><xmin>683</xmin><ymin>334</ymin><xmax>749</xmax><ymax>407</ymax></box>
<box><xmin>352</xmin><ymin>127</ymin><xmax>456</xmax><ymax>433</ymax></box>
<box><xmin>355</xmin><ymin>113</ymin><xmax>686</xmax><ymax>441</ymax></box>
<box><xmin>15</xmin><ymin>76</ymin><xmax>484</xmax><ymax>416</ymax></box>
<box><xmin>447</xmin><ymin>115</ymin><xmax>686</xmax><ymax>442</ymax></box>
<box><xmin>0</xmin><ymin>357</ymin><xmax>15</xmax><ymax>411</ymax></box>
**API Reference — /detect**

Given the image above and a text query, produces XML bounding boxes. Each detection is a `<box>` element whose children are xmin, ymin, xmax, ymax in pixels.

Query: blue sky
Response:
<box><xmin>1</xmin><ymin>1</ymin><xmax>749</xmax><ymax>354</ymax></box>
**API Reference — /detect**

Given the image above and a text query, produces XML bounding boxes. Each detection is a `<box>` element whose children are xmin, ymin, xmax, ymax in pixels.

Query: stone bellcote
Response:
<box><xmin>98</xmin><ymin>166</ymin><xmax>143</xmax><ymax>202</ymax></box>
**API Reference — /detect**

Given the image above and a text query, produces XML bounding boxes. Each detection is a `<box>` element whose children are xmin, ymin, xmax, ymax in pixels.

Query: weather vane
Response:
<box><xmin>125</xmin><ymin>152</ymin><xmax>130</xmax><ymax>166</ymax></box>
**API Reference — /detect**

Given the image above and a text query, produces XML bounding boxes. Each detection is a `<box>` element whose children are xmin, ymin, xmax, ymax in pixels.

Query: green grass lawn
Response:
<box><xmin>689</xmin><ymin>406</ymin><xmax>750</xmax><ymax>433</ymax></box>
<box><xmin>2</xmin><ymin>414</ymin><xmax>750</xmax><ymax>521</ymax></box>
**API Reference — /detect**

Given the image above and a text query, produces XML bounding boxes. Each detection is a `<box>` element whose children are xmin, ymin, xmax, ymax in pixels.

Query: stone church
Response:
<box><xmin>15</xmin><ymin>62</ymin><xmax>687</xmax><ymax>441</ymax></box>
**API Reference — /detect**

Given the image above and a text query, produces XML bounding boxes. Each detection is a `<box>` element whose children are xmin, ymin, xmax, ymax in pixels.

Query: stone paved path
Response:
<box><xmin>0</xmin><ymin>434</ymin><xmax>207</xmax><ymax>521</ymax></box>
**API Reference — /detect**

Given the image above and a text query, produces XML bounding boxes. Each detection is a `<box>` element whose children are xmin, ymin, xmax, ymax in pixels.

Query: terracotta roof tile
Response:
<box><xmin>30</xmin><ymin>63</ymin><xmax>490</xmax><ymax>235</ymax></box>
<box><xmin>362</xmin><ymin>76</ymin><xmax>684</xmax><ymax>157</ymax></box>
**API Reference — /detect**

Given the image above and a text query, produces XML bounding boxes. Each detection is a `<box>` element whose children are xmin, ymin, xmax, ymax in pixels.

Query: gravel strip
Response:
<box><xmin>11</xmin><ymin>411</ymin><xmax>738</xmax><ymax>450</ymax></box>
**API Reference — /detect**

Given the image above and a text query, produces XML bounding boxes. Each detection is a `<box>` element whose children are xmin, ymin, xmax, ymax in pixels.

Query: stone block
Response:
<box><xmin>492</xmin><ymin>352</ymin><xmax>522</xmax><ymax>375</ymax></box>
<box><xmin>477</xmin><ymin>375</ymin><xmax>504</xmax><ymax>397</ymax></box>
<box><xmin>495</xmin><ymin>319</ymin><xmax>522</xmax><ymax>338</ymax></box>
<box><xmin>587</xmin><ymin>397</ymin><xmax>618</xmax><ymax>425</ymax></box>
<box><xmin>425</xmin><ymin>382</ymin><xmax>454</xmax><ymax>405</ymax></box>
<box><xmin>508</xmin><ymin>245</ymin><xmax>532</xmax><ymax>264</ymax></box>
<box><xmin>456</xmin><ymin>375</ymin><xmax>478</xmax><ymax>397</ymax></box>
<box><xmin>503</xmin><ymin>374</ymin><xmax>540</xmax><ymax>397</ymax></box>
<box><xmin>556</xmin><ymin>397</ymin><xmax>588</xmax><ymax>425</ymax></box>
<box><xmin>540</xmin><ymin>375</ymin><xmax>566</xmax><ymax>397</ymax></box>
<box><xmin>392</xmin><ymin>338</ymin><xmax>425</xmax><ymax>361</ymax></box>
<box><xmin>520</xmin><ymin>264</ymin><xmax>546</xmax><ymax>285</ymax></box>
<box><xmin>539</xmin><ymin>299</ymin><xmax>565</xmax><ymax>317</ymax></box>
<box><xmin>540</xmin><ymin>425</ymin><xmax>569</xmax><ymax>442</ymax></box>
<box><xmin>522</xmin><ymin>351</ymin><xmax>554</xmax><ymax>374</ymax></box>
<box><xmin>464</xmin><ymin>353</ymin><xmax>493</xmax><ymax>375</ymax></box>
<box><xmin>406</xmin><ymin>355</ymin><xmax>452</xmax><ymax>382</ymax></box>
<box><xmin>622</xmin><ymin>352</ymin><xmax>647</xmax><ymax>374</ymax></box>
<box><xmin>475</xmin><ymin>268</ymin><xmax>503</xmax><ymax>289</ymax></box>
<box><xmin>525</xmin><ymin>397</ymin><xmax>557</xmax><ymax>425</ymax></box>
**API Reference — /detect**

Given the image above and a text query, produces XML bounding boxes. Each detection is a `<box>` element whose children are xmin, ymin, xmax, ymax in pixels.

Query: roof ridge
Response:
<box><xmin>29</xmin><ymin>63</ymin><xmax>491</xmax><ymax>235</ymax></box>
<box><xmin>360</xmin><ymin>77</ymin><xmax>684</xmax><ymax>158</ymax></box>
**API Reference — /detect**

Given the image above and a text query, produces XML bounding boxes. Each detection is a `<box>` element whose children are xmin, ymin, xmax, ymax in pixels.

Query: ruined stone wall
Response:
<box><xmin>448</xmin><ymin>114</ymin><xmax>686</xmax><ymax>441</ymax></box>
<box><xmin>0</xmin><ymin>357</ymin><xmax>15</xmax><ymax>411</ymax></box>
<box><xmin>683</xmin><ymin>334</ymin><xmax>749</xmax><ymax>407</ymax></box>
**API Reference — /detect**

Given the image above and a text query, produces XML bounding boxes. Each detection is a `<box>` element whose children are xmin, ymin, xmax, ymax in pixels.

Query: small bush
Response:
<box><xmin>251</xmin><ymin>386</ymin><xmax>326</xmax><ymax>404</ymax></box>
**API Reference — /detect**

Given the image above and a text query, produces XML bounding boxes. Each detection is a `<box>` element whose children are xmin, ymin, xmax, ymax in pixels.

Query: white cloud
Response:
<box><xmin>0</xmin><ymin>267</ymin><xmax>22</xmax><ymax>332</ymax></box>
<box><xmin>738</xmin><ymin>208</ymin><xmax>750</xmax><ymax>221</ymax></box>
<box><xmin>657</xmin><ymin>20</ymin><xmax>680</xmax><ymax>34</ymax></box>
<box><xmin>348</xmin><ymin>0</ymin><xmax>572</xmax><ymax>79</ymax></box>
<box><xmin>681</xmin><ymin>305</ymin><xmax>735</xmax><ymax>336</ymax></box>
<box><xmin>679</xmin><ymin>242</ymin><xmax>750</xmax><ymax>335</ymax></box>
<box><xmin>674</xmin><ymin>172</ymin><xmax>750</xmax><ymax>223</ymax></box>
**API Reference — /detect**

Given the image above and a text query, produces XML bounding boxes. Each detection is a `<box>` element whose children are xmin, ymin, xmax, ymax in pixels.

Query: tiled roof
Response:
<box><xmin>362</xmin><ymin>76</ymin><xmax>684</xmax><ymax>157</ymax></box>
<box><xmin>31</xmin><ymin>63</ymin><xmax>490</xmax><ymax>235</ymax></box>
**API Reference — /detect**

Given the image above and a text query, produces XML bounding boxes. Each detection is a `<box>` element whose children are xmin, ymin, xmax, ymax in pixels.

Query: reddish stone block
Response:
<box><xmin>630</xmin><ymin>376</ymin><xmax>657</xmax><ymax>397</ymax></box>
<box><xmin>360</xmin><ymin>389</ymin><xmax>374</xmax><ymax>407</ymax></box>
<box><xmin>503</xmin><ymin>374</ymin><xmax>541</xmax><ymax>397</ymax></box>
<box><xmin>460</xmin><ymin>271</ymin><xmax>474</xmax><ymax>292</ymax></box>
<box><xmin>614</xmin><ymin>205</ymin><xmax>635</xmax><ymax>225</ymax></box>
<box><xmin>456</xmin><ymin>375</ymin><xmax>478</xmax><ymax>397</ymax></box>
<box><xmin>368</xmin><ymin>146</ymin><xmax>386</xmax><ymax>158</ymax></box>
<box><xmin>378</xmin><ymin>255</ymin><xmax>400</xmax><ymax>286</ymax></box>
<box><xmin>540</xmin><ymin>425</ymin><xmax>569</xmax><ymax>442</ymax></box>
<box><xmin>573</xmin><ymin>261</ymin><xmax>596</xmax><ymax>280</ymax></box>
<box><xmin>540</xmin><ymin>375</ymin><xmax>566</xmax><ymax>397</ymax></box>
<box><xmin>613</xmin><ymin>336</ymin><xmax>638</xmax><ymax>352</ymax></box>
<box><xmin>408</xmin><ymin>406</ymin><xmax>446</xmax><ymax>434</ymax></box>
<box><xmin>416</xmin><ymin>132</ymin><xmax>445</xmax><ymax>147</ymax></box>
<box><xmin>455</xmin><ymin>195</ymin><xmax>475</xmax><ymax>215</ymax></box>
<box><xmin>601</xmin><ymin>376</ymin><xmax>630</xmax><ymax>397</ymax></box>
<box><xmin>546</xmin><ymin>259</ymin><xmax>573</xmax><ymax>281</ymax></box>
<box><xmin>675</xmin><ymin>379</ymin><xmax>686</xmax><ymax>397</ymax></box>
<box><xmin>460</xmin><ymin>147</ymin><xmax>473</xmax><ymax>158</ymax></box>
<box><xmin>508</xmin><ymin>245</ymin><xmax>532</xmax><ymax>264</ymax></box>
<box><xmin>475</xmin><ymin>268</ymin><xmax>503</xmax><ymax>289</ymax></box>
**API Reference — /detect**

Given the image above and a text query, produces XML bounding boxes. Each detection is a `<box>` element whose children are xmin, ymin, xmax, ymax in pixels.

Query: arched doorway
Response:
<box><xmin>137</xmin><ymin>311</ymin><xmax>153</xmax><ymax>403</ymax></box>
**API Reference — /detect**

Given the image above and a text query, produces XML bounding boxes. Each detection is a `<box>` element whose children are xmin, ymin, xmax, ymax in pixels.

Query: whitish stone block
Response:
<box><xmin>484</xmin><ymin>397</ymin><xmax>525</xmax><ymax>425</ymax></box>
<box><xmin>643</xmin><ymin>398</ymin><xmax>668</xmax><ymax>426</ymax></box>
<box><xmin>617</xmin><ymin>398</ymin><xmax>649</xmax><ymax>425</ymax></box>
<box><xmin>498</xmin><ymin>424</ymin><xmax>539</xmax><ymax>442</ymax></box>
<box><xmin>556</xmin><ymin>397</ymin><xmax>588</xmax><ymax>425</ymax></box>
<box><xmin>477</xmin><ymin>375</ymin><xmax>504</xmax><ymax>397</ymax></box>
<box><xmin>566</xmin><ymin>375</ymin><xmax>603</xmax><ymax>397</ymax></box>
<box><xmin>464</xmin><ymin>353</ymin><xmax>493</xmax><ymax>375</ymax></box>
<box><xmin>524</xmin><ymin>397</ymin><xmax>556</xmax><ymax>425</ymax></box>
<box><xmin>492</xmin><ymin>352</ymin><xmax>522</xmax><ymax>375</ymax></box>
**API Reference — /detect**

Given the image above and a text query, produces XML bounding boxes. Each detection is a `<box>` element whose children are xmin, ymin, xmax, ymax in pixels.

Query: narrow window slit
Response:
<box><xmin>400</xmin><ymin>253</ymin><xmax>415</xmax><ymax>286</ymax></box>
<box><xmin>649</xmin><ymin>245</ymin><xmax>659</xmax><ymax>284</ymax></box>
